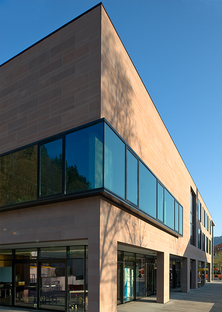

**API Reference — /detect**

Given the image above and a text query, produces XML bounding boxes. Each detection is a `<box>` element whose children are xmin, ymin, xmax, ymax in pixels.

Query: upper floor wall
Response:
<box><xmin>0</xmin><ymin>5</ymin><xmax>101</xmax><ymax>155</ymax></box>
<box><xmin>100</xmin><ymin>6</ymin><xmax>213</xmax><ymax>248</ymax></box>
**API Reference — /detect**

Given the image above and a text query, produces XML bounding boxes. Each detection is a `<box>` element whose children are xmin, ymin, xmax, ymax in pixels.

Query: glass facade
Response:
<box><xmin>117</xmin><ymin>250</ymin><xmax>156</xmax><ymax>305</ymax></box>
<box><xmin>0</xmin><ymin>120</ymin><xmax>183</xmax><ymax>235</ymax></box>
<box><xmin>0</xmin><ymin>246</ymin><xmax>88</xmax><ymax>311</ymax></box>
<box><xmin>40</xmin><ymin>139</ymin><xmax>63</xmax><ymax>197</ymax></box>
<box><xmin>126</xmin><ymin>150</ymin><xmax>137</xmax><ymax>205</ymax></box>
<box><xmin>104</xmin><ymin>124</ymin><xmax>125</xmax><ymax>198</ymax></box>
<box><xmin>0</xmin><ymin>146</ymin><xmax>37</xmax><ymax>206</ymax></box>
<box><xmin>139</xmin><ymin>162</ymin><xmax>156</xmax><ymax>219</ymax></box>
<box><xmin>198</xmin><ymin>229</ymin><xmax>201</xmax><ymax>249</ymax></box>
<box><xmin>164</xmin><ymin>189</ymin><xmax>174</xmax><ymax>230</ymax></box>
<box><xmin>66</xmin><ymin>123</ymin><xmax>103</xmax><ymax>193</ymax></box>
<box><xmin>198</xmin><ymin>201</ymin><xmax>201</xmax><ymax>221</ymax></box>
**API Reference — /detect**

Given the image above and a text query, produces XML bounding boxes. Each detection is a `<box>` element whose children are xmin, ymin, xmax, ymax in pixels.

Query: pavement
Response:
<box><xmin>117</xmin><ymin>280</ymin><xmax>222</xmax><ymax>312</ymax></box>
<box><xmin>0</xmin><ymin>281</ymin><xmax>221</xmax><ymax>312</ymax></box>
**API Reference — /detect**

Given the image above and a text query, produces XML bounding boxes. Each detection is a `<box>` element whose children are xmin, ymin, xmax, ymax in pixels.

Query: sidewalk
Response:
<box><xmin>117</xmin><ymin>281</ymin><xmax>222</xmax><ymax>312</ymax></box>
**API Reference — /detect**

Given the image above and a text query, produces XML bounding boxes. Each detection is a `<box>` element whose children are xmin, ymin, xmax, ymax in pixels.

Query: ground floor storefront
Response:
<box><xmin>0</xmin><ymin>242</ymin><xmax>211</xmax><ymax>312</ymax></box>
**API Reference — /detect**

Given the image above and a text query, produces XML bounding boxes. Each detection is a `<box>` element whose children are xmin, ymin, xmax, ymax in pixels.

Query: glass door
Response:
<box><xmin>15</xmin><ymin>263</ymin><xmax>37</xmax><ymax>307</ymax></box>
<box><xmin>40</xmin><ymin>262</ymin><xmax>65</xmax><ymax>310</ymax></box>
<box><xmin>124</xmin><ymin>262</ymin><xmax>134</xmax><ymax>302</ymax></box>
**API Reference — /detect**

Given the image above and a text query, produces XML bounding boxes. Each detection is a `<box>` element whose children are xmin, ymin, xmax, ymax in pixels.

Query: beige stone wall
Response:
<box><xmin>0</xmin><ymin>5</ymin><xmax>101</xmax><ymax>155</ymax></box>
<box><xmin>100</xmin><ymin>6</ymin><xmax>213</xmax><ymax>255</ymax></box>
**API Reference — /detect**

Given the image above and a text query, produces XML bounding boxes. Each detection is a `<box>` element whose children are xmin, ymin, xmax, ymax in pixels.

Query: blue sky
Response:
<box><xmin>0</xmin><ymin>0</ymin><xmax>221</xmax><ymax>236</ymax></box>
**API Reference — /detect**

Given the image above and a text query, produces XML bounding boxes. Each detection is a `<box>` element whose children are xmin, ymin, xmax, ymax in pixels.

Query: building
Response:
<box><xmin>0</xmin><ymin>3</ymin><xmax>215</xmax><ymax>312</ymax></box>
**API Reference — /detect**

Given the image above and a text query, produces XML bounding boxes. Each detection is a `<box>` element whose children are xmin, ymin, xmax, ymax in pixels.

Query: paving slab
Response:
<box><xmin>117</xmin><ymin>281</ymin><xmax>222</xmax><ymax>312</ymax></box>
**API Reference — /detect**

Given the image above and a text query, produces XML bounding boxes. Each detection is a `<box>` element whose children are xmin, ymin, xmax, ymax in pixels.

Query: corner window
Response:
<box><xmin>66</xmin><ymin>123</ymin><xmax>103</xmax><ymax>194</ymax></box>
<box><xmin>104</xmin><ymin>124</ymin><xmax>125</xmax><ymax>198</ymax></box>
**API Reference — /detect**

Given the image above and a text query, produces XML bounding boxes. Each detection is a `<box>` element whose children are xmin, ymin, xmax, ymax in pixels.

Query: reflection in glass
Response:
<box><xmin>179</xmin><ymin>205</ymin><xmax>183</xmax><ymax>235</ymax></box>
<box><xmin>15</xmin><ymin>263</ymin><xmax>37</xmax><ymax>308</ymax></box>
<box><xmin>69</xmin><ymin>246</ymin><xmax>85</xmax><ymax>259</ymax></box>
<box><xmin>139</xmin><ymin>162</ymin><xmax>156</xmax><ymax>219</ymax></box>
<box><xmin>68</xmin><ymin>258</ymin><xmax>85</xmax><ymax>311</ymax></box>
<box><xmin>124</xmin><ymin>263</ymin><xmax>134</xmax><ymax>302</ymax></box>
<box><xmin>66</xmin><ymin>123</ymin><xmax>103</xmax><ymax>194</ymax></box>
<box><xmin>136</xmin><ymin>255</ymin><xmax>146</xmax><ymax>299</ymax></box>
<box><xmin>175</xmin><ymin>202</ymin><xmax>179</xmax><ymax>232</ymax></box>
<box><xmin>0</xmin><ymin>146</ymin><xmax>37</xmax><ymax>206</ymax></box>
<box><xmin>40</xmin><ymin>247</ymin><xmax>66</xmax><ymax>259</ymax></box>
<box><xmin>15</xmin><ymin>249</ymin><xmax>37</xmax><ymax>260</ymax></box>
<box><xmin>0</xmin><ymin>257</ymin><xmax>12</xmax><ymax>306</ymax></box>
<box><xmin>105</xmin><ymin>124</ymin><xmax>125</xmax><ymax>198</ymax></box>
<box><xmin>40</xmin><ymin>139</ymin><xmax>63</xmax><ymax>196</ymax></box>
<box><xmin>127</xmin><ymin>150</ymin><xmax>137</xmax><ymax>205</ymax></box>
<box><xmin>40</xmin><ymin>262</ymin><xmax>65</xmax><ymax>310</ymax></box>
<box><xmin>164</xmin><ymin>189</ymin><xmax>174</xmax><ymax>229</ymax></box>
<box><xmin>157</xmin><ymin>183</ymin><xmax>163</xmax><ymax>222</ymax></box>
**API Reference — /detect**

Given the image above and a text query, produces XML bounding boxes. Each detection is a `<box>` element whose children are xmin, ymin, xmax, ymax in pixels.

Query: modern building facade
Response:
<box><xmin>0</xmin><ymin>4</ymin><xmax>215</xmax><ymax>312</ymax></box>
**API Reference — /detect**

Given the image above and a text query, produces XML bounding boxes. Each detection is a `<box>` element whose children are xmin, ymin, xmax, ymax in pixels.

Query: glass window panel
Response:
<box><xmin>198</xmin><ymin>229</ymin><xmax>201</xmax><ymax>249</ymax></box>
<box><xmin>179</xmin><ymin>205</ymin><xmax>183</xmax><ymax>235</ymax></box>
<box><xmin>68</xmin><ymin>258</ymin><xmax>85</xmax><ymax>310</ymax></box>
<box><xmin>175</xmin><ymin>202</ymin><xmax>179</xmax><ymax>232</ymax></box>
<box><xmin>164</xmin><ymin>189</ymin><xmax>174</xmax><ymax>229</ymax></box>
<box><xmin>15</xmin><ymin>249</ymin><xmax>37</xmax><ymax>260</ymax></box>
<box><xmin>15</xmin><ymin>263</ymin><xmax>37</xmax><ymax>308</ymax></box>
<box><xmin>0</xmin><ymin>146</ymin><xmax>37</xmax><ymax>206</ymax></box>
<box><xmin>0</xmin><ymin>260</ymin><xmax>12</xmax><ymax>306</ymax></box>
<box><xmin>198</xmin><ymin>201</ymin><xmax>201</xmax><ymax>222</ymax></box>
<box><xmin>0</xmin><ymin>249</ymin><xmax>12</xmax><ymax>260</ymax></box>
<box><xmin>136</xmin><ymin>255</ymin><xmax>146</xmax><ymax>299</ymax></box>
<box><xmin>40</xmin><ymin>139</ymin><xmax>63</xmax><ymax>196</ymax></box>
<box><xmin>69</xmin><ymin>246</ymin><xmax>85</xmax><ymax>259</ymax></box>
<box><xmin>139</xmin><ymin>162</ymin><xmax>156</xmax><ymax>219</ymax></box>
<box><xmin>40</xmin><ymin>262</ymin><xmax>65</xmax><ymax>310</ymax></box>
<box><xmin>104</xmin><ymin>124</ymin><xmax>125</xmax><ymax>198</ymax></box>
<box><xmin>157</xmin><ymin>183</ymin><xmax>163</xmax><ymax>222</ymax></box>
<box><xmin>126</xmin><ymin>150</ymin><xmax>137</xmax><ymax>205</ymax></box>
<box><xmin>40</xmin><ymin>247</ymin><xmax>66</xmax><ymax>259</ymax></box>
<box><xmin>66</xmin><ymin>123</ymin><xmax>103</xmax><ymax>194</ymax></box>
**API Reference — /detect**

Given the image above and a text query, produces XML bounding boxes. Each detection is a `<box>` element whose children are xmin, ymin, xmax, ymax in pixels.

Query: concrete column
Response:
<box><xmin>157</xmin><ymin>251</ymin><xmax>169</xmax><ymax>303</ymax></box>
<box><xmin>88</xmin><ymin>227</ymin><xmax>100</xmax><ymax>312</ymax></box>
<box><xmin>201</xmin><ymin>261</ymin><xmax>206</xmax><ymax>286</ymax></box>
<box><xmin>208</xmin><ymin>263</ymin><xmax>211</xmax><ymax>282</ymax></box>
<box><xmin>190</xmin><ymin>259</ymin><xmax>198</xmax><ymax>289</ymax></box>
<box><xmin>182</xmin><ymin>257</ymin><xmax>190</xmax><ymax>293</ymax></box>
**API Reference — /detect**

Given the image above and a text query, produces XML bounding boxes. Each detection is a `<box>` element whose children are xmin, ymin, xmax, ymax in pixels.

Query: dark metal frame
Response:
<box><xmin>0</xmin><ymin>118</ymin><xmax>183</xmax><ymax>236</ymax></box>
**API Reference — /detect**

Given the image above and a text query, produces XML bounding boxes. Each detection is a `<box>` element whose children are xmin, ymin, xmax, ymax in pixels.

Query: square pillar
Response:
<box><xmin>201</xmin><ymin>261</ymin><xmax>206</xmax><ymax>285</ymax></box>
<box><xmin>207</xmin><ymin>263</ymin><xmax>211</xmax><ymax>282</ymax></box>
<box><xmin>88</xmin><ymin>228</ymin><xmax>100</xmax><ymax>312</ymax></box>
<box><xmin>157</xmin><ymin>251</ymin><xmax>169</xmax><ymax>303</ymax></box>
<box><xmin>182</xmin><ymin>257</ymin><xmax>190</xmax><ymax>293</ymax></box>
<box><xmin>190</xmin><ymin>259</ymin><xmax>198</xmax><ymax>289</ymax></box>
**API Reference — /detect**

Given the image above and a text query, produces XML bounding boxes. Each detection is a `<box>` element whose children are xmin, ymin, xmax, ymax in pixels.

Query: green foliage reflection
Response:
<box><xmin>0</xmin><ymin>146</ymin><xmax>37</xmax><ymax>206</ymax></box>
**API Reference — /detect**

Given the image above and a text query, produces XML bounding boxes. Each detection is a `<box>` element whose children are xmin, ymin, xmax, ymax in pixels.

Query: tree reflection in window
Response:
<box><xmin>66</xmin><ymin>123</ymin><xmax>103</xmax><ymax>194</ymax></box>
<box><xmin>40</xmin><ymin>139</ymin><xmax>63</xmax><ymax>197</ymax></box>
<box><xmin>0</xmin><ymin>146</ymin><xmax>37</xmax><ymax>206</ymax></box>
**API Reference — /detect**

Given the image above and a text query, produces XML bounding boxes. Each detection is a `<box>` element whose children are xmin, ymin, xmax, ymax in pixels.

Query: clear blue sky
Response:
<box><xmin>0</xmin><ymin>0</ymin><xmax>221</xmax><ymax>236</ymax></box>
